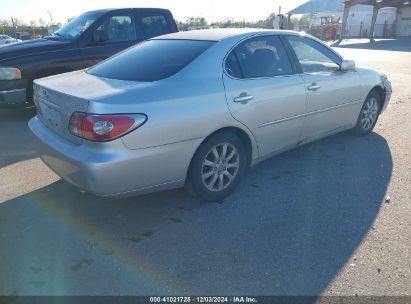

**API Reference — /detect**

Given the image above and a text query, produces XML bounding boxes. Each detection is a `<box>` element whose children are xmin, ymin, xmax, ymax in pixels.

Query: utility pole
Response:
<box><xmin>10</xmin><ymin>17</ymin><xmax>17</xmax><ymax>34</ymax></box>
<box><xmin>47</xmin><ymin>10</ymin><xmax>53</xmax><ymax>25</ymax></box>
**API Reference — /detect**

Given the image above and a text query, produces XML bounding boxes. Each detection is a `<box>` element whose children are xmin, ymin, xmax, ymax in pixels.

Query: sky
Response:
<box><xmin>0</xmin><ymin>0</ymin><xmax>308</xmax><ymax>24</ymax></box>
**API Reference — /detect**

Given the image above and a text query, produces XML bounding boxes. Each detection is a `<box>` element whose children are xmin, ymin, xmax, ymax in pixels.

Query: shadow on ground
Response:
<box><xmin>0</xmin><ymin>132</ymin><xmax>392</xmax><ymax>296</ymax></box>
<box><xmin>0</xmin><ymin>108</ymin><xmax>37</xmax><ymax>169</ymax></box>
<box><xmin>330</xmin><ymin>38</ymin><xmax>411</xmax><ymax>52</ymax></box>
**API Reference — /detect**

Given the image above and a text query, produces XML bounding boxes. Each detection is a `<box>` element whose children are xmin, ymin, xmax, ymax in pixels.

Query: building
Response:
<box><xmin>287</xmin><ymin>0</ymin><xmax>411</xmax><ymax>38</ymax></box>
<box><xmin>397</xmin><ymin>6</ymin><xmax>411</xmax><ymax>36</ymax></box>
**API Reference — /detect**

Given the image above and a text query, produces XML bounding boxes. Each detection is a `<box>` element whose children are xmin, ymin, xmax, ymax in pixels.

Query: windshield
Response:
<box><xmin>51</xmin><ymin>11</ymin><xmax>103</xmax><ymax>41</ymax></box>
<box><xmin>88</xmin><ymin>39</ymin><xmax>215</xmax><ymax>82</ymax></box>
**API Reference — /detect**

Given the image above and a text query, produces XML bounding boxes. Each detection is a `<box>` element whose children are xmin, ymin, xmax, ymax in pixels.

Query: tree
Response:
<box><xmin>38</xmin><ymin>18</ymin><xmax>46</xmax><ymax>27</ymax></box>
<box><xmin>30</xmin><ymin>20</ymin><xmax>37</xmax><ymax>36</ymax></box>
<box><xmin>178</xmin><ymin>12</ymin><xmax>284</xmax><ymax>31</ymax></box>
<box><xmin>291</xmin><ymin>14</ymin><xmax>310</xmax><ymax>27</ymax></box>
<box><xmin>0</xmin><ymin>19</ymin><xmax>10</xmax><ymax>34</ymax></box>
<box><xmin>185</xmin><ymin>17</ymin><xmax>208</xmax><ymax>29</ymax></box>
<box><xmin>176</xmin><ymin>20</ymin><xmax>188</xmax><ymax>31</ymax></box>
<box><xmin>255</xmin><ymin>13</ymin><xmax>276</xmax><ymax>29</ymax></box>
<box><xmin>11</xmin><ymin>17</ymin><xmax>26</xmax><ymax>27</ymax></box>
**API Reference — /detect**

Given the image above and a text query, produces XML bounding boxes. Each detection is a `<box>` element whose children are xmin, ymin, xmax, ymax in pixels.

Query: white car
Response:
<box><xmin>0</xmin><ymin>35</ymin><xmax>21</xmax><ymax>45</ymax></box>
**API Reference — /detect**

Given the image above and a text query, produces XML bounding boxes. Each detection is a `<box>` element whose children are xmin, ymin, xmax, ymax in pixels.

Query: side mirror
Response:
<box><xmin>341</xmin><ymin>60</ymin><xmax>356</xmax><ymax>71</ymax></box>
<box><xmin>92</xmin><ymin>30</ymin><xmax>109</xmax><ymax>43</ymax></box>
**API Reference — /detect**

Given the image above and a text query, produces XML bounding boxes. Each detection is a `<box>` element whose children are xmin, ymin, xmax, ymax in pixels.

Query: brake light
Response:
<box><xmin>69</xmin><ymin>113</ymin><xmax>147</xmax><ymax>141</ymax></box>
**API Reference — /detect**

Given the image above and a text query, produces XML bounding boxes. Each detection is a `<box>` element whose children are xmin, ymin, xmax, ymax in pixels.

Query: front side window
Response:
<box><xmin>225</xmin><ymin>35</ymin><xmax>293</xmax><ymax>79</ymax></box>
<box><xmin>51</xmin><ymin>11</ymin><xmax>103</xmax><ymax>41</ymax></box>
<box><xmin>141</xmin><ymin>14</ymin><xmax>170</xmax><ymax>39</ymax></box>
<box><xmin>286</xmin><ymin>35</ymin><xmax>341</xmax><ymax>74</ymax></box>
<box><xmin>94</xmin><ymin>15</ymin><xmax>137</xmax><ymax>43</ymax></box>
<box><xmin>88</xmin><ymin>39</ymin><xmax>215</xmax><ymax>82</ymax></box>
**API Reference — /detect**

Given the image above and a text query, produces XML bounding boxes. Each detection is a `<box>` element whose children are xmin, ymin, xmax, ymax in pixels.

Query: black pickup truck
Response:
<box><xmin>0</xmin><ymin>8</ymin><xmax>178</xmax><ymax>106</ymax></box>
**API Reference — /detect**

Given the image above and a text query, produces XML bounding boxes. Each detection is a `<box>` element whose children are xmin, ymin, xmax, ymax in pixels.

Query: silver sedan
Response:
<box><xmin>29</xmin><ymin>29</ymin><xmax>392</xmax><ymax>201</ymax></box>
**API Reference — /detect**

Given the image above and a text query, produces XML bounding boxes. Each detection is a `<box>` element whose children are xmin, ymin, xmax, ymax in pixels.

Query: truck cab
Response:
<box><xmin>0</xmin><ymin>8</ymin><xmax>178</xmax><ymax>106</ymax></box>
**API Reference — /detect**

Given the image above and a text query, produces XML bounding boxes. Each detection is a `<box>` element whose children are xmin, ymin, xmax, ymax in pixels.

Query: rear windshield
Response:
<box><xmin>87</xmin><ymin>39</ymin><xmax>215</xmax><ymax>82</ymax></box>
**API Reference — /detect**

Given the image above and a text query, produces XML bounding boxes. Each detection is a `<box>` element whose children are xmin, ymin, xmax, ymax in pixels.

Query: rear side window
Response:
<box><xmin>141</xmin><ymin>14</ymin><xmax>170</xmax><ymax>39</ymax></box>
<box><xmin>88</xmin><ymin>39</ymin><xmax>215</xmax><ymax>82</ymax></box>
<box><xmin>225</xmin><ymin>35</ymin><xmax>294</xmax><ymax>79</ymax></box>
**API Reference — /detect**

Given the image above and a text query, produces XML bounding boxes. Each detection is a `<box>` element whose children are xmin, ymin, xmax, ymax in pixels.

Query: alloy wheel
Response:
<box><xmin>361</xmin><ymin>97</ymin><xmax>379</xmax><ymax>131</ymax></box>
<box><xmin>201</xmin><ymin>143</ymin><xmax>240</xmax><ymax>192</ymax></box>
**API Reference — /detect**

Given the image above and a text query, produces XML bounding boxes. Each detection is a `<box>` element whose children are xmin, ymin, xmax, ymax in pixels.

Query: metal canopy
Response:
<box><xmin>287</xmin><ymin>0</ymin><xmax>344</xmax><ymax>15</ymax></box>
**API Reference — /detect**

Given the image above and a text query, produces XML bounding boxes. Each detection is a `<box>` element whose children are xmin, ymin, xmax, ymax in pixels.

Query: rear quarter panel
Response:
<box><xmin>86</xmin><ymin>77</ymin><xmax>251</xmax><ymax>151</ymax></box>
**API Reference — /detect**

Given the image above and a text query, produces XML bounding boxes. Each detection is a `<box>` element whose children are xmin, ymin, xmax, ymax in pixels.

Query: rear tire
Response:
<box><xmin>353</xmin><ymin>90</ymin><xmax>381</xmax><ymax>136</ymax></box>
<box><xmin>188</xmin><ymin>132</ymin><xmax>247</xmax><ymax>202</ymax></box>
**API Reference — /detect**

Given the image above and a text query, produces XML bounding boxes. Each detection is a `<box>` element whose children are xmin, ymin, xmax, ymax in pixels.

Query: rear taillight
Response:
<box><xmin>69</xmin><ymin>112</ymin><xmax>147</xmax><ymax>141</ymax></box>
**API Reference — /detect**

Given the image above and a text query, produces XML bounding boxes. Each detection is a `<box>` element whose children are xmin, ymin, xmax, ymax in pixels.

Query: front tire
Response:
<box><xmin>353</xmin><ymin>90</ymin><xmax>381</xmax><ymax>136</ymax></box>
<box><xmin>188</xmin><ymin>132</ymin><xmax>247</xmax><ymax>202</ymax></box>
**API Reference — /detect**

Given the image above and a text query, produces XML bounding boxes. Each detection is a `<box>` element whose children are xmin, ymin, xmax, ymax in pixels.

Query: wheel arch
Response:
<box><xmin>206</xmin><ymin>127</ymin><xmax>255</xmax><ymax>167</ymax></box>
<box><xmin>186</xmin><ymin>126</ymin><xmax>258</xmax><ymax>182</ymax></box>
<box><xmin>369</xmin><ymin>85</ymin><xmax>385</xmax><ymax>113</ymax></box>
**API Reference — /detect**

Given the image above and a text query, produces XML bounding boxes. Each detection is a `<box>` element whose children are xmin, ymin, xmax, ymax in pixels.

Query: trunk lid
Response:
<box><xmin>34</xmin><ymin>82</ymin><xmax>89</xmax><ymax>145</ymax></box>
<box><xmin>33</xmin><ymin>70</ymin><xmax>147</xmax><ymax>144</ymax></box>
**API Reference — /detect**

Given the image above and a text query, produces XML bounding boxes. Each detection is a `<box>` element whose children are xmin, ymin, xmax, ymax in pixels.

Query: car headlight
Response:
<box><xmin>0</xmin><ymin>67</ymin><xmax>22</xmax><ymax>80</ymax></box>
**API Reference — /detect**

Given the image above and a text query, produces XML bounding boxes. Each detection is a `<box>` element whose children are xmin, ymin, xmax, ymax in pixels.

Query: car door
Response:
<box><xmin>79</xmin><ymin>10</ymin><xmax>141</xmax><ymax>68</ymax></box>
<box><xmin>223</xmin><ymin>35</ymin><xmax>307</xmax><ymax>158</ymax></box>
<box><xmin>284</xmin><ymin>35</ymin><xmax>362</xmax><ymax>142</ymax></box>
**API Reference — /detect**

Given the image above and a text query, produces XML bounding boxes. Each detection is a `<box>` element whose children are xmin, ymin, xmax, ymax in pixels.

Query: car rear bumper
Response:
<box><xmin>28</xmin><ymin>116</ymin><xmax>201</xmax><ymax>197</ymax></box>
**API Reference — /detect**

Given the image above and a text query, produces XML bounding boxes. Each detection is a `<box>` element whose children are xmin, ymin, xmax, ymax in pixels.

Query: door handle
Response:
<box><xmin>307</xmin><ymin>83</ymin><xmax>321</xmax><ymax>91</ymax></box>
<box><xmin>234</xmin><ymin>94</ymin><xmax>253</xmax><ymax>104</ymax></box>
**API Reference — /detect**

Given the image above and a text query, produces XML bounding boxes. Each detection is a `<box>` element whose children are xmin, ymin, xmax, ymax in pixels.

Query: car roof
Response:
<box><xmin>153</xmin><ymin>28</ymin><xmax>301</xmax><ymax>42</ymax></box>
<box><xmin>85</xmin><ymin>8</ymin><xmax>171</xmax><ymax>14</ymax></box>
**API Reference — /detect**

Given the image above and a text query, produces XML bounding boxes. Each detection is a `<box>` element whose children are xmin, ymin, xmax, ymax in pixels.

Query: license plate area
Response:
<box><xmin>38</xmin><ymin>98</ymin><xmax>62</xmax><ymax>131</ymax></box>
